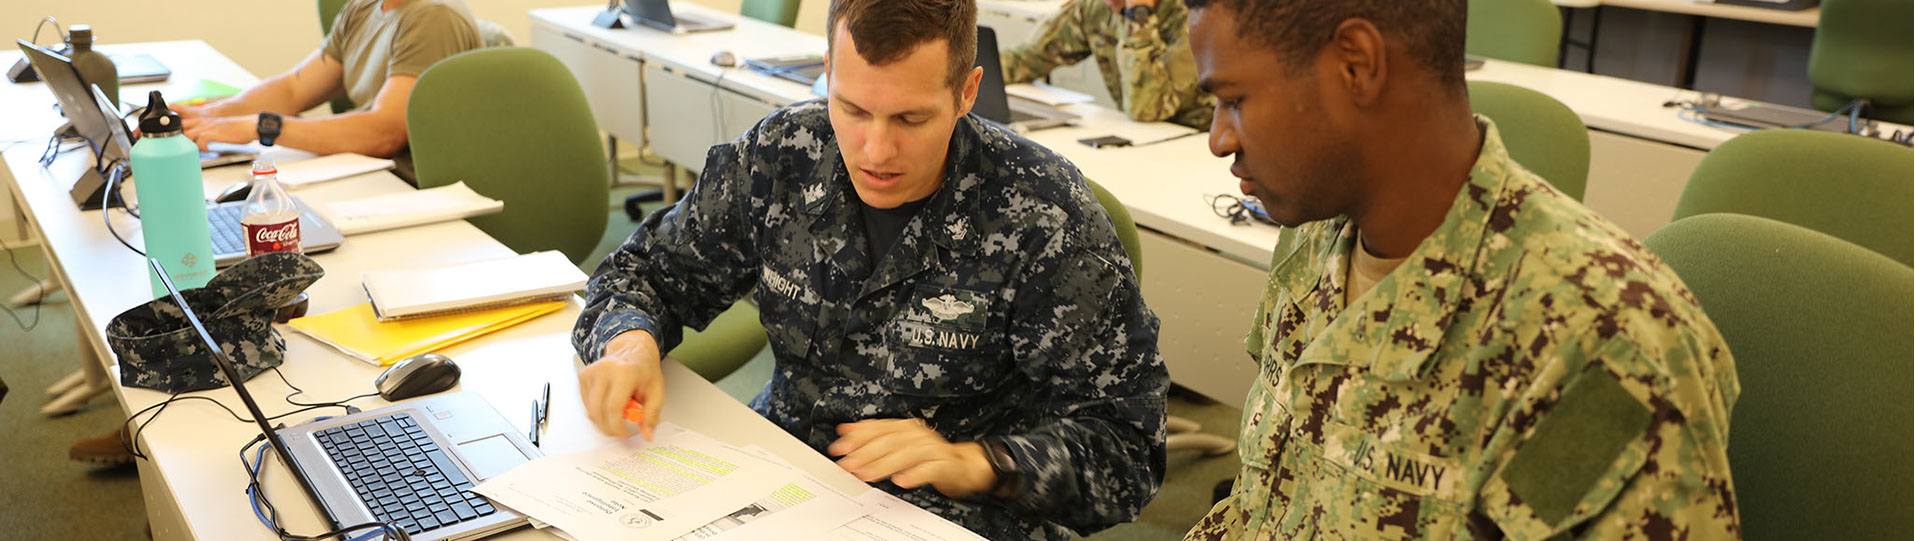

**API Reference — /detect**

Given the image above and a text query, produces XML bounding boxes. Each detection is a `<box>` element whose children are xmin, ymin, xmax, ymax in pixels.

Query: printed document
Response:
<box><xmin>674</xmin><ymin>445</ymin><xmax>872</xmax><ymax>541</ymax></box>
<box><xmin>473</xmin><ymin>423</ymin><xmax>797</xmax><ymax>541</ymax></box>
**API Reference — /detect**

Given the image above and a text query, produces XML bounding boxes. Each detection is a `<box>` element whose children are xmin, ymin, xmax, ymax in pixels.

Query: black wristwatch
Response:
<box><xmin>1123</xmin><ymin>4</ymin><xmax>1155</xmax><ymax>23</ymax></box>
<box><xmin>980</xmin><ymin>438</ymin><xmax>1023</xmax><ymax>498</ymax></box>
<box><xmin>256</xmin><ymin>111</ymin><xmax>283</xmax><ymax>147</ymax></box>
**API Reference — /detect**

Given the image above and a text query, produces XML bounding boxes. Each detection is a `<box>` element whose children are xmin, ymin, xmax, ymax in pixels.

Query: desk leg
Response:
<box><xmin>608</xmin><ymin>135</ymin><xmax>622</xmax><ymax>186</ymax></box>
<box><xmin>1674</xmin><ymin>15</ymin><xmax>1706</xmax><ymax>89</ymax></box>
<box><xmin>1559</xmin><ymin>7</ymin><xmax>1573</xmax><ymax>69</ymax></box>
<box><xmin>1585</xmin><ymin>6</ymin><xmax>1603</xmax><ymax>74</ymax></box>
<box><xmin>42</xmin><ymin>315</ymin><xmax>110</xmax><ymax>415</ymax></box>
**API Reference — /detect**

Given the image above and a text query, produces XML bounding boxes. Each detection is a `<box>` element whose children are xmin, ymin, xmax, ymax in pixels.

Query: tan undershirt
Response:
<box><xmin>1345</xmin><ymin>232</ymin><xmax>1409</xmax><ymax>307</ymax></box>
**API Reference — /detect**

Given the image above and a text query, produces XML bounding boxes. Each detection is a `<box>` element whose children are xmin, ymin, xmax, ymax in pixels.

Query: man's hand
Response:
<box><xmin>170</xmin><ymin>103</ymin><xmax>207</xmax><ymax>121</ymax></box>
<box><xmin>828</xmin><ymin>419</ymin><xmax>997</xmax><ymax>499</ymax></box>
<box><xmin>578</xmin><ymin>330</ymin><xmax>665</xmax><ymax>439</ymax></box>
<box><xmin>180</xmin><ymin>115</ymin><xmax>257</xmax><ymax>152</ymax></box>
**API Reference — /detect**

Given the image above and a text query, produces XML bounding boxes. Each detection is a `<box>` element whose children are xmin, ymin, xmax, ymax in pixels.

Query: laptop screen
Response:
<box><xmin>970</xmin><ymin>26</ymin><xmax>1013</xmax><ymax>125</ymax></box>
<box><xmin>626</xmin><ymin>0</ymin><xmax>678</xmax><ymax>27</ymax></box>
<box><xmin>18</xmin><ymin>40</ymin><xmax>114</xmax><ymax>152</ymax></box>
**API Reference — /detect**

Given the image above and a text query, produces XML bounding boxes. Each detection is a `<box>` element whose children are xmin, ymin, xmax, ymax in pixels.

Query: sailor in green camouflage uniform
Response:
<box><xmin>1000</xmin><ymin>0</ymin><xmax>1214</xmax><ymax>129</ymax></box>
<box><xmin>574</xmin><ymin>1</ymin><xmax>1168</xmax><ymax>539</ymax></box>
<box><xmin>1183</xmin><ymin>0</ymin><xmax>1741</xmax><ymax>538</ymax></box>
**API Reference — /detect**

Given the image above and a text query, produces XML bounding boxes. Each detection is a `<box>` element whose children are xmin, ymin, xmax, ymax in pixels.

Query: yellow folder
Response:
<box><xmin>287</xmin><ymin>301</ymin><xmax>565</xmax><ymax>365</ymax></box>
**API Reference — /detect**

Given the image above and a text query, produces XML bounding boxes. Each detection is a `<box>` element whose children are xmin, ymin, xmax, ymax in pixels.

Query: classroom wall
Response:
<box><xmin>1560</xmin><ymin>7</ymin><xmax>1817</xmax><ymax>108</ymax></box>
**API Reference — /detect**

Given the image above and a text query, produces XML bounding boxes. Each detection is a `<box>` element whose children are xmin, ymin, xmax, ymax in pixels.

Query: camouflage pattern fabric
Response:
<box><xmin>1189</xmin><ymin>119</ymin><xmax>1742</xmax><ymax>540</ymax></box>
<box><xmin>1000</xmin><ymin>0</ymin><xmax>1215</xmax><ymax>129</ymax></box>
<box><xmin>575</xmin><ymin>100</ymin><xmax>1169</xmax><ymax>540</ymax></box>
<box><xmin>110</xmin><ymin>253</ymin><xmax>325</xmax><ymax>394</ymax></box>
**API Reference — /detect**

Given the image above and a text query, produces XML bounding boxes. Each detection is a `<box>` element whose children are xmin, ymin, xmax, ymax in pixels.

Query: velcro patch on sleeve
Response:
<box><xmin>1498</xmin><ymin>366</ymin><xmax>1652</xmax><ymax>526</ymax></box>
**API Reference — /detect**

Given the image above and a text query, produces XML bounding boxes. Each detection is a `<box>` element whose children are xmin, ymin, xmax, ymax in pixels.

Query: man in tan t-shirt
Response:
<box><xmin>167</xmin><ymin>0</ymin><xmax>481</xmax><ymax>184</ymax></box>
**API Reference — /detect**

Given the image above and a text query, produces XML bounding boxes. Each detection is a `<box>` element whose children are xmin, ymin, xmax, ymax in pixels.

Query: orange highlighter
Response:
<box><xmin>624</xmin><ymin>398</ymin><xmax>646</xmax><ymax>424</ymax></box>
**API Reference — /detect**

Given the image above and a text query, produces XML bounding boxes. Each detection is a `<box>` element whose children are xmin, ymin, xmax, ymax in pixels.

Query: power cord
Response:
<box><xmin>0</xmin><ymin>234</ymin><xmax>46</xmax><ymax>331</ymax></box>
<box><xmin>1206</xmin><ymin>194</ymin><xmax>1276</xmax><ymax>226</ymax></box>
<box><xmin>99</xmin><ymin>160</ymin><xmax>146</xmax><ymax>256</ymax></box>
<box><xmin>118</xmin><ymin>366</ymin><xmax>377</xmax><ymax>461</ymax></box>
<box><xmin>242</xmin><ymin>435</ymin><xmax>411</xmax><ymax>541</ymax></box>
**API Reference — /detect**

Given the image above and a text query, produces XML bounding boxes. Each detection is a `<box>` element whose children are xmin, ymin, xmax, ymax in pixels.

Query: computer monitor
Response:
<box><xmin>970</xmin><ymin>27</ymin><xmax>1011</xmax><ymax>125</ymax></box>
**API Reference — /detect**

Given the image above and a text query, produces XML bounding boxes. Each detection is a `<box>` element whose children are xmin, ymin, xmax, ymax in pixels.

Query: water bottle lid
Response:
<box><xmin>138</xmin><ymin>90</ymin><xmax>183</xmax><ymax>135</ymax></box>
<box><xmin>68</xmin><ymin>25</ymin><xmax>93</xmax><ymax>46</ymax></box>
<box><xmin>252</xmin><ymin>159</ymin><xmax>277</xmax><ymax>176</ymax></box>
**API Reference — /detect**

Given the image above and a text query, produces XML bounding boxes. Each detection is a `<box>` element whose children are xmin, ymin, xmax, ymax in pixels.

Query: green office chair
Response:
<box><xmin>1808</xmin><ymin>0</ymin><xmax>1913</xmax><ymax>124</ymax></box>
<box><xmin>741</xmin><ymin>0</ymin><xmax>801</xmax><ymax>28</ymax></box>
<box><xmin>1087</xmin><ymin>181</ymin><xmax>1236</xmax><ymax>457</ymax></box>
<box><xmin>1465</xmin><ymin>0</ymin><xmax>1562</xmax><ymax>67</ymax></box>
<box><xmin>410</xmin><ymin>47</ymin><xmax>609</xmax><ymax>264</ymax></box>
<box><xmin>1643</xmin><ymin>214</ymin><xmax>1913</xmax><ymax>541</ymax></box>
<box><xmin>412</xmin><ymin>47</ymin><xmax>767</xmax><ymax>381</ymax></box>
<box><xmin>1672</xmin><ymin>129</ymin><xmax>1914</xmax><ymax>266</ymax></box>
<box><xmin>1467</xmin><ymin>81</ymin><xmax>1590</xmax><ymax>200</ymax></box>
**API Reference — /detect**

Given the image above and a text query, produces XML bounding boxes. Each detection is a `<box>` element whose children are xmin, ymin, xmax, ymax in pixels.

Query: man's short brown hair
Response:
<box><xmin>826</xmin><ymin>0</ymin><xmax>977</xmax><ymax>98</ymax></box>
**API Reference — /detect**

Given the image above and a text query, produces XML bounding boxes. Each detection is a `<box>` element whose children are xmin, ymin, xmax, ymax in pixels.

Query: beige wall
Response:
<box><xmin>2</xmin><ymin>0</ymin><xmax>746</xmax><ymax>80</ymax></box>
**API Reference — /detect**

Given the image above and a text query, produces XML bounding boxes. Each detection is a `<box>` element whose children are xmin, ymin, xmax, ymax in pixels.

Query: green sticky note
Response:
<box><xmin>1500</xmin><ymin>367</ymin><xmax>1652</xmax><ymax>526</ymax></box>
<box><xmin>179</xmin><ymin>79</ymin><xmax>241</xmax><ymax>104</ymax></box>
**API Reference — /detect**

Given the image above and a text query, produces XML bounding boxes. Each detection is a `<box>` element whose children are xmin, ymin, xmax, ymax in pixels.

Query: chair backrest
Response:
<box><xmin>1673</xmin><ymin>128</ymin><xmax>1914</xmax><ymax>266</ymax></box>
<box><xmin>1465</xmin><ymin>0</ymin><xmax>1562</xmax><ymax>67</ymax></box>
<box><xmin>741</xmin><ymin>0</ymin><xmax>801</xmax><ymax>28</ymax></box>
<box><xmin>1643</xmin><ymin>214</ymin><xmax>1913</xmax><ymax>541</ymax></box>
<box><xmin>1086</xmin><ymin>180</ymin><xmax>1143</xmax><ymax>280</ymax></box>
<box><xmin>1808</xmin><ymin>0</ymin><xmax>1913</xmax><ymax>124</ymax></box>
<box><xmin>408</xmin><ymin>47</ymin><xmax>610</xmax><ymax>265</ymax></box>
<box><xmin>1467</xmin><ymin>81</ymin><xmax>1590</xmax><ymax>200</ymax></box>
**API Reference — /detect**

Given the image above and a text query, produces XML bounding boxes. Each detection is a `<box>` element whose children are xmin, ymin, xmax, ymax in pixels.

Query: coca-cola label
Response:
<box><xmin>244</xmin><ymin>218</ymin><xmax>302</xmax><ymax>256</ymax></box>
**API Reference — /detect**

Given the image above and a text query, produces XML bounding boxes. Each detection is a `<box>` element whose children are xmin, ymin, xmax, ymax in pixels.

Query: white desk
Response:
<box><xmin>531</xmin><ymin>4</ymin><xmax>1270</xmax><ymax>405</ymax></box>
<box><xmin>1</xmin><ymin>40</ymin><xmax>878</xmax><ymax>541</ymax></box>
<box><xmin>1602</xmin><ymin>0</ymin><xmax>1817</xmax><ymax>28</ymax></box>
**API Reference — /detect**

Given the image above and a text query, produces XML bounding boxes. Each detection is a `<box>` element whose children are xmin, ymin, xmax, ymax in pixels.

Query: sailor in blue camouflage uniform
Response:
<box><xmin>571</xmin><ymin>1</ymin><xmax>1168</xmax><ymax>539</ymax></box>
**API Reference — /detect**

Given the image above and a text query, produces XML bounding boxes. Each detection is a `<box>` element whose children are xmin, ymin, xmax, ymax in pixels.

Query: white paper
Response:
<box><xmin>472</xmin><ymin>423</ymin><xmax>798</xmax><ymax>541</ymax></box>
<box><xmin>1006</xmin><ymin>82</ymin><xmax>1095</xmax><ymax>107</ymax></box>
<box><xmin>827</xmin><ymin>490</ymin><xmax>988</xmax><ymax>541</ymax></box>
<box><xmin>276</xmin><ymin>152</ymin><xmax>396</xmax><ymax>187</ymax></box>
<box><xmin>321</xmin><ymin>181</ymin><xmax>505</xmax><ymax>235</ymax></box>
<box><xmin>674</xmin><ymin>445</ymin><xmax>873</xmax><ymax>541</ymax></box>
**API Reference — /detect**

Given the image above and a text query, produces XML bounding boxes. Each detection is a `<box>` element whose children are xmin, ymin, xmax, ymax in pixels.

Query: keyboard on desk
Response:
<box><xmin>316</xmin><ymin>413</ymin><xmax>497</xmax><ymax>536</ymax></box>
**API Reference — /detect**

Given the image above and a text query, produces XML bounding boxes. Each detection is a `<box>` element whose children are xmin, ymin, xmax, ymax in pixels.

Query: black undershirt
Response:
<box><xmin>859</xmin><ymin>195</ymin><xmax>932</xmax><ymax>264</ymax></box>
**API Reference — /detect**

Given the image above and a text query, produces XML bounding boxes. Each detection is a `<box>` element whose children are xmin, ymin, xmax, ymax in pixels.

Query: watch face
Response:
<box><xmin>259</xmin><ymin>115</ymin><xmax>282</xmax><ymax>133</ymax></box>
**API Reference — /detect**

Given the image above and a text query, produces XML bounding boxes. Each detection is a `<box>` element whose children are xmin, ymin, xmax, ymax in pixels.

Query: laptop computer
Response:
<box><xmin>971</xmin><ymin>27</ymin><xmax>1078</xmax><ymax>132</ymax></box>
<box><xmin>144</xmin><ymin>257</ymin><xmax>542</xmax><ymax>541</ymax></box>
<box><xmin>626</xmin><ymin>0</ymin><xmax>734</xmax><ymax>34</ymax></box>
<box><xmin>86</xmin><ymin>83</ymin><xmax>347</xmax><ymax>265</ymax></box>
<box><xmin>20</xmin><ymin>40</ymin><xmax>257</xmax><ymax>169</ymax></box>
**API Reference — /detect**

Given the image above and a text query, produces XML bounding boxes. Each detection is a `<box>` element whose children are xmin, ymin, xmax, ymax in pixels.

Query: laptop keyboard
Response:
<box><xmin>207</xmin><ymin>204</ymin><xmax>246</xmax><ymax>256</ymax></box>
<box><xmin>317</xmin><ymin>414</ymin><xmax>498</xmax><ymax>535</ymax></box>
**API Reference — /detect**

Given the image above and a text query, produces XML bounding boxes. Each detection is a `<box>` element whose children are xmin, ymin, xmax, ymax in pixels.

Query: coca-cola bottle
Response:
<box><xmin>241</xmin><ymin>159</ymin><xmax>301</xmax><ymax>257</ymax></box>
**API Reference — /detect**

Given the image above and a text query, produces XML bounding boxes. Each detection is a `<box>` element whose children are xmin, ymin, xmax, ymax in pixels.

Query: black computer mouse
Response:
<box><xmin>214</xmin><ymin>181</ymin><xmax>251</xmax><ymax>203</ymax></box>
<box><xmin>375</xmin><ymin>353</ymin><xmax>461</xmax><ymax>401</ymax></box>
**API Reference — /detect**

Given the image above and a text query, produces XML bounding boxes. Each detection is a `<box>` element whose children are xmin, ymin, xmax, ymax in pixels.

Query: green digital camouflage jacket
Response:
<box><xmin>1189</xmin><ymin>119</ymin><xmax>1741</xmax><ymax>540</ymax></box>
<box><xmin>575</xmin><ymin>100</ymin><xmax>1168</xmax><ymax>540</ymax></box>
<box><xmin>1000</xmin><ymin>0</ymin><xmax>1214</xmax><ymax>129</ymax></box>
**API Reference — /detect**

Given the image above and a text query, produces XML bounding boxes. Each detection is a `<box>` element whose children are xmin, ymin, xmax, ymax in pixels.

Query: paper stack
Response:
<box><xmin>360</xmin><ymin>251</ymin><xmax>588</xmax><ymax>321</ymax></box>
<box><xmin>321</xmin><ymin>181</ymin><xmax>504</xmax><ymax>235</ymax></box>
<box><xmin>474</xmin><ymin>423</ymin><xmax>987</xmax><ymax>541</ymax></box>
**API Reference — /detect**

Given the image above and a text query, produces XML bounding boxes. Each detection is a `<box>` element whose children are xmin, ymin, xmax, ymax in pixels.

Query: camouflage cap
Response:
<box><xmin>108</xmin><ymin>253</ymin><xmax>325</xmax><ymax>394</ymax></box>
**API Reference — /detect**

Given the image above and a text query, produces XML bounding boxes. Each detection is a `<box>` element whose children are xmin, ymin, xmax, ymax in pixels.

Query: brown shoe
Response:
<box><xmin>70</xmin><ymin>427</ymin><xmax>133</xmax><ymax>465</ymax></box>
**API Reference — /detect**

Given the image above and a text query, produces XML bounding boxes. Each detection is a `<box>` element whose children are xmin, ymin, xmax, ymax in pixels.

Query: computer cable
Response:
<box><xmin>1206</xmin><ymin>194</ymin><xmax>1276</xmax><ymax>226</ymax></box>
<box><xmin>98</xmin><ymin>160</ymin><xmax>146</xmax><ymax>257</ymax></box>
<box><xmin>28</xmin><ymin>17</ymin><xmax>69</xmax><ymax>48</ymax></box>
<box><xmin>241</xmin><ymin>435</ymin><xmax>412</xmax><ymax>541</ymax></box>
<box><xmin>118</xmin><ymin>369</ymin><xmax>378</xmax><ymax>462</ymax></box>
<box><xmin>0</xmin><ymin>233</ymin><xmax>46</xmax><ymax>331</ymax></box>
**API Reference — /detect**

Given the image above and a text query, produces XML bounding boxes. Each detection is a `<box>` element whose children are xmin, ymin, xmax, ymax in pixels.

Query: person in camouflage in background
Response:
<box><xmin>572</xmin><ymin>1</ymin><xmax>1168</xmax><ymax>539</ymax></box>
<box><xmin>1000</xmin><ymin>0</ymin><xmax>1215</xmax><ymax>129</ymax></box>
<box><xmin>1182</xmin><ymin>0</ymin><xmax>1741</xmax><ymax>539</ymax></box>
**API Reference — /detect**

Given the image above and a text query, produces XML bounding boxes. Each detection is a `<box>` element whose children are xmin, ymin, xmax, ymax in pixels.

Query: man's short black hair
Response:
<box><xmin>1186</xmin><ymin>0</ymin><xmax>1467</xmax><ymax>88</ymax></box>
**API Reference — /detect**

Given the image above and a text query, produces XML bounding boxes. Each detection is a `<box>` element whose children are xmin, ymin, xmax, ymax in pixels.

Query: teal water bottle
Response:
<box><xmin>129</xmin><ymin>90</ymin><xmax>214</xmax><ymax>297</ymax></box>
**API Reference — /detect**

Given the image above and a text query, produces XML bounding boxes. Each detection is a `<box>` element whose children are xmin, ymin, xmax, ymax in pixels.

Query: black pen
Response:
<box><xmin>538</xmin><ymin>382</ymin><xmax>551</xmax><ymax>432</ymax></box>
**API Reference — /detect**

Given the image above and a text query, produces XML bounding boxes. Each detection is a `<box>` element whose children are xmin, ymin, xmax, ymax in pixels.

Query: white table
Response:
<box><xmin>1</xmin><ymin>40</ymin><xmax>880</xmax><ymax>541</ymax></box>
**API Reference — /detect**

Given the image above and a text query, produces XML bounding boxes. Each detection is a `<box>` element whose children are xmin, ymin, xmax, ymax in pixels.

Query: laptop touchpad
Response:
<box><xmin>456</xmin><ymin>434</ymin><xmax>530</xmax><ymax>481</ymax></box>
